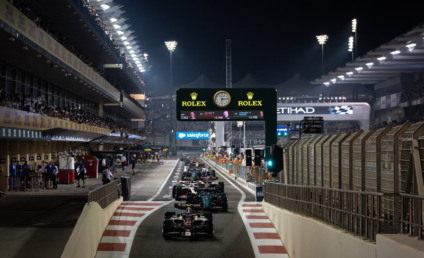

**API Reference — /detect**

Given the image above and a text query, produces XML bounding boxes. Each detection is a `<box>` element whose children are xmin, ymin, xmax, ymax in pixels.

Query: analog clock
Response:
<box><xmin>213</xmin><ymin>90</ymin><xmax>231</xmax><ymax>107</ymax></box>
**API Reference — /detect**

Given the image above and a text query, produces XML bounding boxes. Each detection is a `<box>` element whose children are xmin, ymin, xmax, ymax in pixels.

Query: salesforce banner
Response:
<box><xmin>176</xmin><ymin>131</ymin><xmax>210</xmax><ymax>140</ymax></box>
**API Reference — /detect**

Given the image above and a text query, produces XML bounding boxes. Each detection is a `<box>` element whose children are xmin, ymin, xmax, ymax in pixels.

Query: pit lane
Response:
<box><xmin>128</xmin><ymin>159</ymin><xmax>256</xmax><ymax>257</ymax></box>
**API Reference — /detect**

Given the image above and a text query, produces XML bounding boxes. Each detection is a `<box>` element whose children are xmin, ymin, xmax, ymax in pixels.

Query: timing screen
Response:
<box><xmin>180</xmin><ymin>110</ymin><xmax>264</xmax><ymax>120</ymax></box>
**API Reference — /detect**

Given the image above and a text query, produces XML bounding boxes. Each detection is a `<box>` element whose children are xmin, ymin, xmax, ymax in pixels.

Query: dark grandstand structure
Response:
<box><xmin>0</xmin><ymin>0</ymin><xmax>147</xmax><ymax>192</ymax></box>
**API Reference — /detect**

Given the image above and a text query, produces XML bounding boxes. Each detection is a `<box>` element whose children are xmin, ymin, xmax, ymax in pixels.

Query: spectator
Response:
<box><xmin>76</xmin><ymin>160</ymin><xmax>86</xmax><ymax>188</ymax></box>
<box><xmin>121</xmin><ymin>155</ymin><xmax>127</xmax><ymax>172</ymax></box>
<box><xmin>9</xmin><ymin>160</ymin><xmax>17</xmax><ymax>191</ymax></box>
<box><xmin>102</xmin><ymin>167</ymin><xmax>113</xmax><ymax>185</ymax></box>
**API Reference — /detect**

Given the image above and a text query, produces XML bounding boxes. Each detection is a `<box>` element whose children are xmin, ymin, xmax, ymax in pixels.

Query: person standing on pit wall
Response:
<box><xmin>76</xmin><ymin>160</ymin><xmax>86</xmax><ymax>188</ymax></box>
<box><xmin>121</xmin><ymin>154</ymin><xmax>127</xmax><ymax>172</ymax></box>
<box><xmin>9</xmin><ymin>160</ymin><xmax>17</xmax><ymax>191</ymax></box>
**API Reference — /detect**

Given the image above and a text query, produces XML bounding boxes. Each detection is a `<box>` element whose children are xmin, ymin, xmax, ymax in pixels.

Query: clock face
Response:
<box><xmin>214</xmin><ymin>90</ymin><xmax>231</xmax><ymax>107</ymax></box>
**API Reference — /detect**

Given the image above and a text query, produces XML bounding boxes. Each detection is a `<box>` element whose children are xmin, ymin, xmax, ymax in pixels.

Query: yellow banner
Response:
<box><xmin>0</xmin><ymin>106</ymin><xmax>111</xmax><ymax>134</ymax></box>
<box><xmin>0</xmin><ymin>0</ymin><xmax>119</xmax><ymax>100</ymax></box>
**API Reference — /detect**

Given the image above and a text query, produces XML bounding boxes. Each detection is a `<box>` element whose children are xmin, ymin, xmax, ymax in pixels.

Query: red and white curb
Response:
<box><xmin>95</xmin><ymin>201</ymin><xmax>168</xmax><ymax>258</ymax></box>
<box><xmin>239</xmin><ymin>202</ymin><xmax>289</xmax><ymax>258</ymax></box>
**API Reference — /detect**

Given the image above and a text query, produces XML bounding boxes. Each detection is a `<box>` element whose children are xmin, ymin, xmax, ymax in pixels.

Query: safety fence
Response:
<box><xmin>264</xmin><ymin>182</ymin><xmax>424</xmax><ymax>240</ymax></box>
<box><xmin>88</xmin><ymin>179</ymin><xmax>121</xmax><ymax>209</ymax></box>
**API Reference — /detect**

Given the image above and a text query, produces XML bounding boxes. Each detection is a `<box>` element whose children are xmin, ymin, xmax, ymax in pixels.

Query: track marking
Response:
<box><xmin>148</xmin><ymin>160</ymin><xmax>179</xmax><ymax>201</ymax></box>
<box><xmin>95</xmin><ymin>201</ymin><xmax>170</xmax><ymax>258</ymax></box>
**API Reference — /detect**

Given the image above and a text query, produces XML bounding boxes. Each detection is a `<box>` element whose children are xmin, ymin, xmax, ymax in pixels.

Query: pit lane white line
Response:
<box><xmin>210</xmin><ymin>162</ymin><xmax>264</xmax><ymax>258</ymax></box>
<box><xmin>148</xmin><ymin>160</ymin><xmax>179</xmax><ymax>201</ymax></box>
<box><xmin>203</xmin><ymin>157</ymin><xmax>285</xmax><ymax>258</ymax></box>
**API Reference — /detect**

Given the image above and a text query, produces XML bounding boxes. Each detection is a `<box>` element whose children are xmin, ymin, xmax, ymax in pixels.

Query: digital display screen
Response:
<box><xmin>180</xmin><ymin>110</ymin><xmax>264</xmax><ymax>120</ymax></box>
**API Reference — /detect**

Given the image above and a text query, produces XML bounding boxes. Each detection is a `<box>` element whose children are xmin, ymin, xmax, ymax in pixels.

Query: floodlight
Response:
<box><xmin>165</xmin><ymin>41</ymin><xmax>178</xmax><ymax>52</ymax></box>
<box><xmin>316</xmin><ymin>35</ymin><xmax>328</xmax><ymax>45</ymax></box>
<box><xmin>352</xmin><ymin>18</ymin><xmax>357</xmax><ymax>33</ymax></box>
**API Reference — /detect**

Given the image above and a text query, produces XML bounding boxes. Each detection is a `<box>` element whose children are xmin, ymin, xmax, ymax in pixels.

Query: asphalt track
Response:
<box><xmin>129</xmin><ymin>160</ymin><xmax>256</xmax><ymax>258</ymax></box>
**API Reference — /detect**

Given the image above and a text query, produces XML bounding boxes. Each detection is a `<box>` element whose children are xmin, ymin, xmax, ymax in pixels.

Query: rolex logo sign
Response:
<box><xmin>190</xmin><ymin>92</ymin><xmax>198</xmax><ymax>100</ymax></box>
<box><xmin>238</xmin><ymin>91</ymin><xmax>262</xmax><ymax>106</ymax></box>
<box><xmin>182</xmin><ymin>92</ymin><xmax>206</xmax><ymax>107</ymax></box>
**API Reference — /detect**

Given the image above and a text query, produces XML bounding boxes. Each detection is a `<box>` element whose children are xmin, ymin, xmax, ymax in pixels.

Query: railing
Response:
<box><xmin>400</xmin><ymin>193</ymin><xmax>424</xmax><ymax>239</ymax></box>
<box><xmin>88</xmin><ymin>179</ymin><xmax>121</xmax><ymax>209</ymax></box>
<box><xmin>264</xmin><ymin>182</ymin><xmax>424</xmax><ymax>240</ymax></box>
<box><xmin>3</xmin><ymin>175</ymin><xmax>43</xmax><ymax>192</ymax></box>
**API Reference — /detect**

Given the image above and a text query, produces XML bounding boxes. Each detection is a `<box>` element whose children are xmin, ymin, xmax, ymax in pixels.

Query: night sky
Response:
<box><xmin>115</xmin><ymin>0</ymin><xmax>424</xmax><ymax>95</ymax></box>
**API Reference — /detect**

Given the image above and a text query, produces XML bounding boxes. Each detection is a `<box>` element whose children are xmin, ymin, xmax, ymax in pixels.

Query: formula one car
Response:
<box><xmin>162</xmin><ymin>204</ymin><xmax>214</xmax><ymax>239</ymax></box>
<box><xmin>186</xmin><ymin>188</ymin><xmax>228</xmax><ymax>212</ymax></box>
<box><xmin>172</xmin><ymin>181</ymin><xmax>201</xmax><ymax>201</ymax></box>
<box><xmin>181</xmin><ymin>169</ymin><xmax>201</xmax><ymax>181</ymax></box>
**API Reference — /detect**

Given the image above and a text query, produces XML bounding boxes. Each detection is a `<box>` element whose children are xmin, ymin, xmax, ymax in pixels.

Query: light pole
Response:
<box><xmin>348</xmin><ymin>36</ymin><xmax>354</xmax><ymax>61</ymax></box>
<box><xmin>352</xmin><ymin>18</ymin><xmax>357</xmax><ymax>59</ymax></box>
<box><xmin>316</xmin><ymin>34</ymin><xmax>328</xmax><ymax>75</ymax></box>
<box><xmin>165</xmin><ymin>41</ymin><xmax>177</xmax><ymax>155</ymax></box>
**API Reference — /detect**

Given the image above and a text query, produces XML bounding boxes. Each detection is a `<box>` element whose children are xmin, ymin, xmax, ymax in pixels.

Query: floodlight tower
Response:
<box><xmin>348</xmin><ymin>36</ymin><xmax>354</xmax><ymax>61</ymax></box>
<box><xmin>316</xmin><ymin>34</ymin><xmax>328</xmax><ymax>75</ymax></box>
<box><xmin>165</xmin><ymin>41</ymin><xmax>177</xmax><ymax>154</ymax></box>
<box><xmin>352</xmin><ymin>18</ymin><xmax>357</xmax><ymax>58</ymax></box>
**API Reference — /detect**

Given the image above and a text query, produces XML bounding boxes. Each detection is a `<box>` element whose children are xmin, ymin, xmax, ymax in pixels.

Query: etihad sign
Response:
<box><xmin>238</xmin><ymin>92</ymin><xmax>263</xmax><ymax>107</ymax></box>
<box><xmin>278</xmin><ymin>107</ymin><xmax>315</xmax><ymax>114</ymax></box>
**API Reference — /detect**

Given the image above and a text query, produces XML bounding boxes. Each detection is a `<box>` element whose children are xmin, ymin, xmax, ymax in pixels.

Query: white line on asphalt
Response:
<box><xmin>148</xmin><ymin>161</ymin><xmax>179</xmax><ymax>201</ymax></box>
<box><xmin>203</xmin><ymin>158</ymin><xmax>261</xmax><ymax>258</ymax></box>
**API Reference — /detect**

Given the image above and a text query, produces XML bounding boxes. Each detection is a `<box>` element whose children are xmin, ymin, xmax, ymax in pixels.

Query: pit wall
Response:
<box><xmin>263</xmin><ymin>201</ymin><xmax>424</xmax><ymax>258</ymax></box>
<box><xmin>61</xmin><ymin>197</ymin><xmax>123</xmax><ymax>258</ymax></box>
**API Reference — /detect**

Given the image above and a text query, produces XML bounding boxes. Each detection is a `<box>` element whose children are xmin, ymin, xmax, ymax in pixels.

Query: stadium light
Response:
<box><xmin>351</xmin><ymin>18</ymin><xmax>358</xmax><ymax>58</ymax></box>
<box><xmin>316</xmin><ymin>34</ymin><xmax>328</xmax><ymax>75</ymax></box>
<box><xmin>377</xmin><ymin>56</ymin><xmax>386</xmax><ymax>61</ymax></box>
<box><xmin>330</xmin><ymin>78</ymin><xmax>336</xmax><ymax>84</ymax></box>
<box><xmin>348</xmin><ymin>36</ymin><xmax>354</xmax><ymax>61</ymax></box>
<box><xmin>346</xmin><ymin>71</ymin><xmax>354</xmax><ymax>77</ymax></box>
<box><xmin>101</xmin><ymin>4</ymin><xmax>110</xmax><ymax>10</ymax></box>
<box><xmin>165</xmin><ymin>41</ymin><xmax>178</xmax><ymax>53</ymax></box>
<box><xmin>165</xmin><ymin>41</ymin><xmax>178</xmax><ymax>154</ymax></box>
<box><xmin>351</xmin><ymin>18</ymin><xmax>357</xmax><ymax>33</ymax></box>
<box><xmin>406</xmin><ymin>43</ymin><xmax>416</xmax><ymax>52</ymax></box>
<box><xmin>113</xmin><ymin>24</ymin><xmax>121</xmax><ymax>29</ymax></box>
<box><xmin>338</xmin><ymin>75</ymin><xmax>345</xmax><ymax>80</ymax></box>
<box><xmin>355</xmin><ymin>67</ymin><xmax>363</xmax><ymax>72</ymax></box>
<box><xmin>365</xmin><ymin>62</ymin><xmax>374</xmax><ymax>68</ymax></box>
<box><xmin>391</xmin><ymin>50</ymin><xmax>401</xmax><ymax>55</ymax></box>
<box><xmin>117</xmin><ymin>31</ymin><xmax>124</xmax><ymax>35</ymax></box>
<box><xmin>324</xmin><ymin>82</ymin><xmax>330</xmax><ymax>86</ymax></box>
<box><xmin>110</xmin><ymin>18</ymin><xmax>117</xmax><ymax>23</ymax></box>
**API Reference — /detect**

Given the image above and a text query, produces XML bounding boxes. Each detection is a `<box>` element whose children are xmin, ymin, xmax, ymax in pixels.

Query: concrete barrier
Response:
<box><xmin>376</xmin><ymin>234</ymin><xmax>424</xmax><ymax>258</ymax></box>
<box><xmin>61</xmin><ymin>197</ymin><xmax>123</xmax><ymax>258</ymax></box>
<box><xmin>263</xmin><ymin>201</ymin><xmax>376</xmax><ymax>258</ymax></box>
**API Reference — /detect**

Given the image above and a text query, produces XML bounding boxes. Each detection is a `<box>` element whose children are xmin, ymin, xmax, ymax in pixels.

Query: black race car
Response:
<box><xmin>162</xmin><ymin>204</ymin><xmax>214</xmax><ymax>239</ymax></box>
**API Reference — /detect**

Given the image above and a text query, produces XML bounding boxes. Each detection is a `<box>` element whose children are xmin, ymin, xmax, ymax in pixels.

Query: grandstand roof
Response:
<box><xmin>311</xmin><ymin>24</ymin><xmax>424</xmax><ymax>86</ymax></box>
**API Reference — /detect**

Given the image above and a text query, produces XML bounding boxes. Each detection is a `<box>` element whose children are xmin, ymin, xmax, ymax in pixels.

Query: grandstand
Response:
<box><xmin>0</xmin><ymin>0</ymin><xmax>148</xmax><ymax>191</ymax></box>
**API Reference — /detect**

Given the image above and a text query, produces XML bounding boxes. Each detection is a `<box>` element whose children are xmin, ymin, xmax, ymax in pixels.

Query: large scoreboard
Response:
<box><xmin>176</xmin><ymin>88</ymin><xmax>277</xmax><ymax>146</ymax></box>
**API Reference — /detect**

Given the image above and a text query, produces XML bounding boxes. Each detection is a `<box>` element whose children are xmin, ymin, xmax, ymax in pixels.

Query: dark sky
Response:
<box><xmin>115</xmin><ymin>0</ymin><xmax>424</xmax><ymax>92</ymax></box>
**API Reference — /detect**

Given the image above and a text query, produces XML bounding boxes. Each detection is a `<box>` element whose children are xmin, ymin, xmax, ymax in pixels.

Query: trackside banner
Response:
<box><xmin>176</xmin><ymin>131</ymin><xmax>209</xmax><ymax>140</ymax></box>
